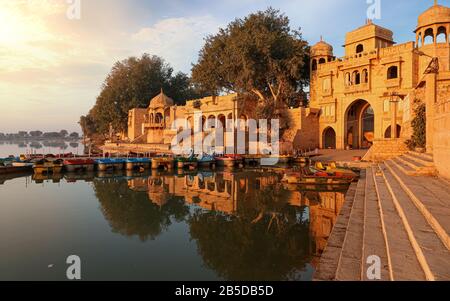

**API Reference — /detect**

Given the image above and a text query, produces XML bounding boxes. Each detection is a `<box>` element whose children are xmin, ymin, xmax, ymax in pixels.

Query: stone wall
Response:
<box><xmin>433</xmin><ymin>75</ymin><xmax>450</xmax><ymax>180</ymax></box>
<box><xmin>363</xmin><ymin>138</ymin><xmax>408</xmax><ymax>162</ymax></box>
<box><xmin>282</xmin><ymin>108</ymin><xmax>320</xmax><ymax>152</ymax></box>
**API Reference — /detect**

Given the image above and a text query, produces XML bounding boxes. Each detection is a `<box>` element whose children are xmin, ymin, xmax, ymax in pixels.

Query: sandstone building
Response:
<box><xmin>123</xmin><ymin>2</ymin><xmax>450</xmax><ymax>178</ymax></box>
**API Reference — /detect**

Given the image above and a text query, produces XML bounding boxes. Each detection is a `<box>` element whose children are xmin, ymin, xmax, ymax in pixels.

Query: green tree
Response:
<box><xmin>69</xmin><ymin>132</ymin><xmax>80</xmax><ymax>139</ymax></box>
<box><xmin>82</xmin><ymin>54</ymin><xmax>203</xmax><ymax>138</ymax></box>
<box><xmin>29</xmin><ymin>131</ymin><xmax>43</xmax><ymax>137</ymax></box>
<box><xmin>59</xmin><ymin>130</ymin><xmax>68</xmax><ymax>138</ymax></box>
<box><xmin>192</xmin><ymin>7</ymin><xmax>310</xmax><ymax>122</ymax></box>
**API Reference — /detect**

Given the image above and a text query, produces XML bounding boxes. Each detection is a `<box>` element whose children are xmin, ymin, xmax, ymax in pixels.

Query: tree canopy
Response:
<box><xmin>81</xmin><ymin>54</ymin><xmax>203</xmax><ymax>137</ymax></box>
<box><xmin>192</xmin><ymin>8</ymin><xmax>310</xmax><ymax>111</ymax></box>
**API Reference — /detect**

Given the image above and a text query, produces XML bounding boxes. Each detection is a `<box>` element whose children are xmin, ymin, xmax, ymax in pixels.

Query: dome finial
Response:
<box><xmin>435</xmin><ymin>0</ymin><xmax>438</xmax><ymax>6</ymax></box>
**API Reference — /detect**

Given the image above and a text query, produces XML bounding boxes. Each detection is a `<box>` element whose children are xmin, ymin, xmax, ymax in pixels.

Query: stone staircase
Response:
<box><xmin>389</xmin><ymin>151</ymin><xmax>437</xmax><ymax>176</ymax></box>
<box><xmin>314</xmin><ymin>157</ymin><xmax>450</xmax><ymax>281</ymax></box>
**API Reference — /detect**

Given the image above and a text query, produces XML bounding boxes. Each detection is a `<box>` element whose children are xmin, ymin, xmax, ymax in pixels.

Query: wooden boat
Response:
<box><xmin>314</xmin><ymin>162</ymin><xmax>358</xmax><ymax>178</ymax></box>
<box><xmin>175</xmin><ymin>155</ymin><xmax>198</xmax><ymax>169</ymax></box>
<box><xmin>215</xmin><ymin>154</ymin><xmax>244</xmax><ymax>168</ymax></box>
<box><xmin>281</xmin><ymin>166</ymin><xmax>355</xmax><ymax>185</ymax></box>
<box><xmin>197</xmin><ymin>154</ymin><xmax>216</xmax><ymax>168</ymax></box>
<box><xmin>33</xmin><ymin>159</ymin><xmax>64</xmax><ymax>174</ymax></box>
<box><xmin>127</xmin><ymin>158</ymin><xmax>151</xmax><ymax>170</ymax></box>
<box><xmin>96</xmin><ymin>158</ymin><xmax>126</xmax><ymax>171</ymax></box>
<box><xmin>63</xmin><ymin>159</ymin><xmax>95</xmax><ymax>172</ymax></box>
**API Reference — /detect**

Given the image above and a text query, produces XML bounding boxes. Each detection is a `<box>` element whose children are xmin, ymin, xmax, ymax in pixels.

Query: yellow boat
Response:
<box><xmin>33</xmin><ymin>159</ymin><xmax>64</xmax><ymax>174</ymax></box>
<box><xmin>315</xmin><ymin>162</ymin><xmax>358</xmax><ymax>178</ymax></box>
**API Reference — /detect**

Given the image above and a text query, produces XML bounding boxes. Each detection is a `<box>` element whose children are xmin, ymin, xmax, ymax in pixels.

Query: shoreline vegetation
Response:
<box><xmin>0</xmin><ymin>130</ymin><xmax>80</xmax><ymax>141</ymax></box>
<box><xmin>79</xmin><ymin>8</ymin><xmax>310</xmax><ymax>144</ymax></box>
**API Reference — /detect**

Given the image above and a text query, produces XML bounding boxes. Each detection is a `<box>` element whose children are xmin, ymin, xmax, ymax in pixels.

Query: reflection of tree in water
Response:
<box><xmin>188</xmin><ymin>186</ymin><xmax>311</xmax><ymax>281</ymax></box>
<box><xmin>93</xmin><ymin>178</ymin><xmax>190</xmax><ymax>241</ymax></box>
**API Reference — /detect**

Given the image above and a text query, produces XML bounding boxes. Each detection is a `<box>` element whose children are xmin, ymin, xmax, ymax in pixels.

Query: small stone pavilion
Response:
<box><xmin>122</xmin><ymin>1</ymin><xmax>450</xmax><ymax>179</ymax></box>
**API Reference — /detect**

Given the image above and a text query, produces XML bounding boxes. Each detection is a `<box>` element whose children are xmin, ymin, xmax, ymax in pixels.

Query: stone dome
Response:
<box><xmin>311</xmin><ymin>39</ymin><xmax>333</xmax><ymax>57</ymax></box>
<box><xmin>416</xmin><ymin>3</ymin><xmax>450</xmax><ymax>31</ymax></box>
<box><xmin>148</xmin><ymin>89</ymin><xmax>174</xmax><ymax>109</ymax></box>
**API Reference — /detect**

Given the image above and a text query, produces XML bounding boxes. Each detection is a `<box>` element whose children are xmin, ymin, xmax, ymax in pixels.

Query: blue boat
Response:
<box><xmin>96</xmin><ymin>158</ymin><xmax>126</xmax><ymax>171</ymax></box>
<box><xmin>125</xmin><ymin>158</ymin><xmax>151</xmax><ymax>170</ymax></box>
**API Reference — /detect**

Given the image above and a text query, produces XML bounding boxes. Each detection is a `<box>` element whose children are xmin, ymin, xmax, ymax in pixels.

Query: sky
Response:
<box><xmin>0</xmin><ymin>0</ymin><xmax>442</xmax><ymax>133</ymax></box>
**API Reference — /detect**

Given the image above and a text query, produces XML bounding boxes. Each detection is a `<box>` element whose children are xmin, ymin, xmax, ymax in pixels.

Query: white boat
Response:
<box><xmin>12</xmin><ymin>162</ymin><xmax>34</xmax><ymax>168</ymax></box>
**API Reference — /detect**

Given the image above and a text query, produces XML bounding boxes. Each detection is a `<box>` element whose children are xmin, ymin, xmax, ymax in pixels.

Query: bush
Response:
<box><xmin>406</xmin><ymin>102</ymin><xmax>426</xmax><ymax>150</ymax></box>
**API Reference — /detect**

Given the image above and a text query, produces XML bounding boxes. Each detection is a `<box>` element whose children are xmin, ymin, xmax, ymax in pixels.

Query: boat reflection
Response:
<box><xmin>23</xmin><ymin>169</ymin><xmax>348</xmax><ymax>280</ymax></box>
<box><xmin>110</xmin><ymin>170</ymin><xmax>346</xmax><ymax>279</ymax></box>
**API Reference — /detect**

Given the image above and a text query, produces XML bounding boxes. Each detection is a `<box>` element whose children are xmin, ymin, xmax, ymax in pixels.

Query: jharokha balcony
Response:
<box><xmin>143</xmin><ymin>122</ymin><xmax>165</xmax><ymax>129</ymax></box>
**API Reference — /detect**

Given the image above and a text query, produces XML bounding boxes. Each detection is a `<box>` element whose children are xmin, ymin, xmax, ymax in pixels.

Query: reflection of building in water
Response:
<box><xmin>128</xmin><ymin>171</ymin><xmax>345</xmax><ymax>264</ymax></box>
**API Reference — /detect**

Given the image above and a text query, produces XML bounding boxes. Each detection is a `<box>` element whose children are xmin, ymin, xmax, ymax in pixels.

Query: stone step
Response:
<box><xmin>362</xmin><ymin>167</ymin><xmax>391</xmax><ymax>280</ymax></box>
<box><xmin>384</xmin><ymin>160</ymin><xmax>450</xmax><ymax>250</ymax></box>
<box><xmin>335</xmin><ymin>170</ymin><xmax>366</xmax><ymax>281</ymax></box>
<box><xmin>379</xmin><ymin>163</ymin><xmax>450</xmax><ymax>280</ymax></box>
<box><xmin>390</xmin><ymin>157</ymin><xmax>416</xmax><ymax>176</ymax></box>
<box><xmin>390</xmin><ymin>157</ymin><xmax>437</xmax><ymax>176</ymax></box>
<box><xmin>403</xmin><ymin>152</ymin><xmax>434</xmax><ymax>167</ymax></box>
<box><xmin>371</xmin><ymin>166</ymin><xmax>426</xmax><ymax>280</ymax></box>
<box><xmin>408</xmin><ymin>151</ymin><xmax>434</xmax><ymax>162</ymax></box>
<box><xmin>313</xmin><ymin>182</ymin><xmax>358</xmax><ymax>281</ymax></box>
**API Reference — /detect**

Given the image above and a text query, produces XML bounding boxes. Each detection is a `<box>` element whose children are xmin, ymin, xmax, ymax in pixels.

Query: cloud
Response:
<box><xmin>132</xmin><ymin>16</ymin><xmax>222</xmax><ymax>72</ymax></box>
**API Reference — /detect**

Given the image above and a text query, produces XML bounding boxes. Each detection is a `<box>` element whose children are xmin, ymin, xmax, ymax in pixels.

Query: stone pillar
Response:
<box><xmin>390</xmin><ymin>99</ymin><xmax>398</xmax><ymax>139</ymax></box>
<box><xmin>425</xmin><ymin>73</ymin><xmax>437</xmax><ymax>153</ymax></box>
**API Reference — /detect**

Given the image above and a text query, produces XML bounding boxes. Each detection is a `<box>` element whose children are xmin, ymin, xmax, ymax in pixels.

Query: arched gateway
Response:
<box><xmin>344</xmin><ymin>99</ymin><xmax>374</xmax><ymax>149</ymax></box>
<box><xmin>323</xmin><ymin>127</ymin><xmax>336</xmax><ymax>149</ymax></box>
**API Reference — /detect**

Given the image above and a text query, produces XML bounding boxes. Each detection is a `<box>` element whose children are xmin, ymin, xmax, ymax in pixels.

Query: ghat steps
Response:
<box><xmin>314</xmin><ymin>155</ymin><xmax>450</xmax><ymax>281</ymax></box>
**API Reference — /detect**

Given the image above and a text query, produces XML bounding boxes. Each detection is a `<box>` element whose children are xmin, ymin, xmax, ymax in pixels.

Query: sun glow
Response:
<box><xmin>0</xmin><ymin>0</ymin><xmax>66</xmax><ymax>70</ymax></box>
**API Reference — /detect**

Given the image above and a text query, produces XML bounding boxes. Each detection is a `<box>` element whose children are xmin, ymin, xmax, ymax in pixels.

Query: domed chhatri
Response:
<box><xmin>311</xmin><ymin>38</ymin><xmax>333</xmax><ymax>57</ymax></box>
<box><xmin>148</xmin><ymin>89</ymin><xmax>174</xmax><ymax>109</ymax></box>
<box><xmin>416</xmin><ymin>1</ymin><xmax>450</xmax><ymax>31</ymax></box>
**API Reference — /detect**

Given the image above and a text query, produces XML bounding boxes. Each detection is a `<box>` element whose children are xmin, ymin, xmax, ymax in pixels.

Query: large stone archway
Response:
<box><xmin>344</xmin><ymin>99</ymin><xmax>374</xmax><ymax>149</ymax></box>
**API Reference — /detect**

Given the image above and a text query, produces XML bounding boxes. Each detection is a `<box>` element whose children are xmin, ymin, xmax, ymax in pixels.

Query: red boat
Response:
<box><xmin>63</xmin><ymin>159</ymin><xmax>95</xmax><ymax>172</ymax></box>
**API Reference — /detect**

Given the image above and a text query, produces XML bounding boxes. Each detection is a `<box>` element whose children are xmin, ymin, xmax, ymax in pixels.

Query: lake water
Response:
<box><xmin>0</xmin><ymin>166</ymin><xmax>348</xmax><ymax>281</ymax></box>
<box><xmin>0</xmin><ymin>140</ymin><xmax>84</xmax><ymax>158</ymax></box>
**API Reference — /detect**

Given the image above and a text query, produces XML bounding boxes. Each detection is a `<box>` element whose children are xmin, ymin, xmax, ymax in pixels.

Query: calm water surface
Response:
<box><xmin>0</xmin><ymin>166</ymin><xmax>348</xmax><ymax>281</ymax></box>
<box><xmin>0</xmin><ymin>140</ymin><xmax>83</xmax><ymax>158</ymax></box>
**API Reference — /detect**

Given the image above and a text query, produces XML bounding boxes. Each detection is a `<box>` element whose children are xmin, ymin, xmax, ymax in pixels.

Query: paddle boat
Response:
<box><xmin>126</xmin><ymin>158</ymin><xmax>151</xmax><ymax>170</ymax></box>
<box><xmin>314</xmin><ymin>162</ymin><xmax>358</xmax><ymax>179</ymax></box>
<box><xmin>96</xmin><ymin>158</ymin><xmax>126</xmax><ymax>171</ymax></box>
<box><xmin>175</xmin><ymin>155</ymin><xmax>198</xmax><ymax>169</ymax></box>
<box><xmin>63</xmin><ymin>159</ymin><xmax>95</xmax><ymax>172</ymax></box>
<box><xmin>215</xmin><ymin>154</ymin><xmax>244</xmax><ymax>168</ymax></box>
<box><xmin>33</xmin><ymin>159</ymin><xmax>64</xmax><ymax>174</ymax></box>
<box><xmin>197</xmin><ymin>154</ymin><xmax>216</xmax><ymax>168</ymax></box>
<box><xmin>281</xmin><ymin>166</ymin><xmax>356</xmax><ymax>185</ymax></box>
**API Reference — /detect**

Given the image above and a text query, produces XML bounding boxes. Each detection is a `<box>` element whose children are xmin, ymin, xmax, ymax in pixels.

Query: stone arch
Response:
<box><xmin>424</xmin><ymin>28</ymin><xmax>434</xmax><ymax>45</ymax></box>
<box><xmin>417</xmin><ymin>32</ymin><xmax>423</xmax><ymax>47</ymax></box>
<box><xmin>384</xmin><ymin>124</ymin><xmax>402</xmax><ymax>138</ymax></box>
<box><xmin>155</xmin><ymin>112</ymin><xmax>163</xmax><ymax>123</ymax></box>
<box><xmin>356</xmin><ymin>44</ymin><xmax>364</xmax><ymax>54</ymax></box>
<box><xmin>387</xmin><ymin>66</ymin><xmax>398</xmax><ymax>79</ymax></box>
<box><xmin>437</xmin><ymin>26</ymin><xmax>447</xmax><ymax>43</ymax></box>
<box><xmin>362</xmin><ymin>69</ymin><xmax>369</xmax><ymax>83</ymax></box>
<box><xmin>318</xmin><ymin>58</ymin><xmax>326</xmax><ymax>64</ymax></box>
<box><xmin>312</xmin><ymin>59</ymin><xmax>317</xmax><ymax>71</ymax></box>
<box><xmin>344</xmin><ymin>99</ymin><xmax>374</xmax><ymax>149</ymax></box>
<box><xmin>322</xmin><ymin>127</ymin><xmax>336</xmax><ymax>149</ymax></box>
<box><xmin>345</xmin><ymin>72</ymin><xmax>351</xmax><ymax>86</ymax></box>
<box><xmin>353</xmin><ymin>70</ymin><xmax>361</xmax><ymax>85</ymax></box>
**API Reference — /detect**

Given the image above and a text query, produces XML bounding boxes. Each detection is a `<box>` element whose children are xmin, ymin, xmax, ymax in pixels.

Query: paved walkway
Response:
<box><xmin>314</xmin><ymin>152</ymin><xmax>450</xmax><ymax>281</ymax></box>
<box><xmin>306</xmin><ymin>149</ymin><xmax>368</xmax><ymax>162</ymax></box>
